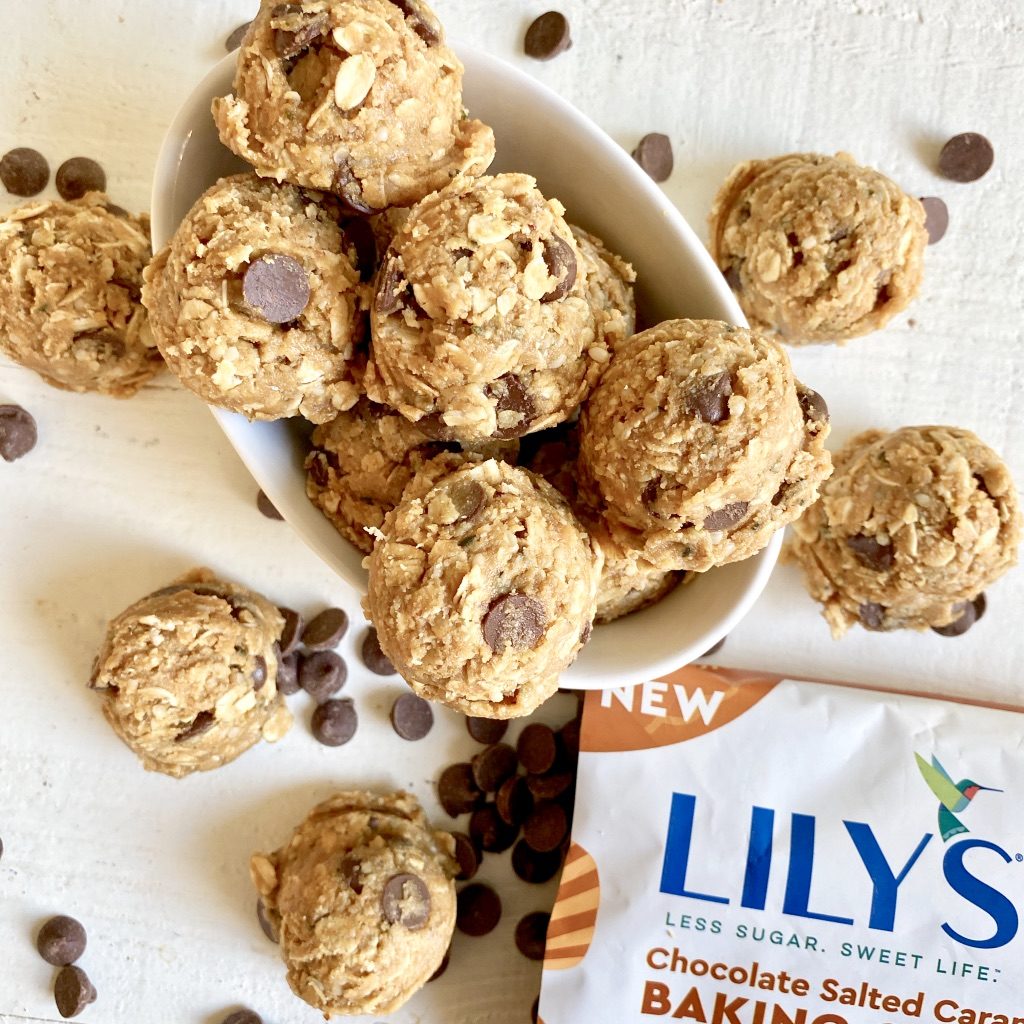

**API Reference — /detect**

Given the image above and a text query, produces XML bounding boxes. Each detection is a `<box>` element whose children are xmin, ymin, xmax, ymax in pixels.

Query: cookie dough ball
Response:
<box><xmin>144</xmin><ymin>174</ymin><xmax>367</xmax><ymax>422</ymax></box>
<box><xmin>0</xmin><ymin>194</ymin><xmax>161</xmax><ymax>396</ymax></box>
<box><xmin>579</xmin><ymin>319</ymin><xmax>832</xmax><ymax>572</ymax></box>
<box><xmin>89</xmin><ymin>570</ymin><xmax>292</xmax><ymax>778</ymax></box>
<box><xmin>251</xmin><ymin>790</ymin><xmax>456</xmax><ymax>1016</ymax></box>
<box><xmin>787</xmin><ymin>426</ymin><xmax>1021</xmax><ymax>636</ymax></box>
<box><xmin>364</xmin><ymin>459</ymin><xmax>602</xmax><ymax>717</ymax></box>
<box><xmin>364</xmin><ymin>173</ymin><xmax>601</xmax><ymax>442</ymax></box>
<box><xmin>212</xmin><ymin>0</ymin><xmax>494</xmax><ymax>212</ymax></box>
<box><xmin>570</xmin><ymin>225</ymin><xmax>637</xmax><ymax>354</ymax></box>
<box><xmin>709</xmin><ymin>153</ymin><xmax>926</xmax><ymax>344</ymax></box>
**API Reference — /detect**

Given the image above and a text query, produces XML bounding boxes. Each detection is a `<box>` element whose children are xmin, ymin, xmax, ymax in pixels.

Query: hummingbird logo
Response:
<box><xmin>915</xmin><ymin>753</ymin><xmax>1002</xmax><ymax>843</ymax></box>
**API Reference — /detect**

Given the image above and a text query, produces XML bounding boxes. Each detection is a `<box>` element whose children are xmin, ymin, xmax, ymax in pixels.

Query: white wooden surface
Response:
<box><xmin>1</xmin><ymin>1</ymin><xmax>1022</xmax><ymax>1021</ymax></box>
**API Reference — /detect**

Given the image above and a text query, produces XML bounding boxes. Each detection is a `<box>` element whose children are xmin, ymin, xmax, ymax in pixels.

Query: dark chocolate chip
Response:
<box><xmin>54</xmin><ymin>965</ymin><xmax>96</xmax><ymax>1018</ymax></box>
<box><xmin>256</xmin><ymin>898</ymin><xmax>279</xmax><ymax>942</ymax></box>
<box><xmin>452</xmin><ymin>832</ymin><xmax>480</xmax><ymax>881</ymax></box>
<box><xmin>541</xmin><ymin>235</ymin><xmax>577</xmax><ymax>302</ymax></box>
<box><xmin>55</xmin><ymin>157</ymin><xmax>105</xmax><ymax>201</ymax></box>
<box><xmin>472</xmin><ymin>743</ymin><xmax>518</xmax><ymax>792</ymax></box>
<box><xmin>469</xmin><ymin>804</ymin><xmax>519</xmax><ymax>853</ymax></box>
<box><xmin>311</xmin><ymin>698</ymin><xmax>358</xmax><ymax>746</ymax></box>
<box><xmin>375</xmin><ymin>256</ymin><xmax>405</xmax><ymax>315</ymax></box>
<box><xmin>448</xmin><ymin>478</ymin><xmax>485</xmax><ymax>520</ymax></box>
<box><xmin>361</xmin><ymin>627</ymin><xmax>396</xmax><ymax>674</ymax></box>
<box><xmin>302</xmin><ymin>608</ymin><xmax>349</xmax><ymax>650</ymax></box>
<box><xmin>221</xmin><ymin>1011</ymin><xmax>262</xmax><ymax>1024</ymax></box>
<box><xmin>523</xmin><ymin>801</ymin><xmax>568</xmax><ymax>853</ymax></box>
<box><xmin>724</xmin><ymin>264</ymin><xmax>742</xmax><ymax>291</ymax></box>
<box><xmin>390</xmin><ymin>692</ymin><xmax>434</xmax><ymax>740</ymax></box>
<box><xmin>515</xmin><ymin>911</ymin><xmax>550</xmax><ymax>960</ymax></box>
<box><xmin>931</xmin><ymin>599</ymin><xmax>980</xmax><ymax>637</ymax></box>
<box><xmin>342</xmin><ymin>218</ymin><xmax>378</xmax><ymax>282</ymax></box>
<box><xmin>972</xmin><ymin>592</ymin><xmax>988</xmax><ymax>622</ymax></box>
<box><xmin>642</xmin><ymin>478</ymin><xmax>661</xmax><ymax>508</ymax></box>
<box><xmin>703</xmin><ymin>501</ymin><xmax>748</xmax><ymax>532</ymax></box>
<box><xmin>0</xmin><ymin>404</ymin><xmax>38</xmax><ymax>462</ymax></box>
<box><xmin>524</xmin><ymin>10</ymin><xmax>572</xmax><ymax>60</ymax></box>
<box><xmin>307</xmin><ymin>450</ymin><xmax>331</xmax><ymax>488</ymax></box>
<box><xmin>390</xmin><ymin>0</ymin><xmax>442</xmax><ymax>44</ymax></box>
<box><xmin>526</xmin><ymin>770</ymin><xmax>573</xmax><ymax>801</ymax></box>
<box><xmin>340</xmin><ymin>855</ymin><xmax>363</xmax><ymax>894</ymax></box>
<box><xmin>559</xmin><ymin>716</ymin><xmax>581</xmax><ymax>757</ymax></box>
<box><xmin>1</xmin><ymin>147</ymin><xmax>49</xmax><ymax>196</ymax></box>
<box><xmin>278</xmin><ymin>607</ymin><xmax>304</xmax><ymax>656</ymax></box>
<box><xmin>496</xmin><ymin>775</ymin><xmax>534</xmax><ymax>827</ymax></box>
<box><xmin>938</xmin><ymin>132</ymin><xmax>994</xmax><ymax>183</ymax></box>
<box><xmin>700</xmin><ymin>636</ymin><xmax>727</xmax><ymax>659</ymax></box>
<box><xmin>105</xmin><ymin>203</ymin><xmax>130</xmax><ymax>218</ymax></box>
<box><xmin>456</xmin><ymin>883</ymin><xmax>502</xmax><ymax>936</ymax></box>
<box><xmin>517</xmin><ymin>724</ymin><xmax>557</xmax><ymax>775</ymax></box>
<box><xmin>631</xmin><ymin>132</ymin><xmax>674</xmax><ymax>183</ymax></box>
<box><xmin>798</xmin><ymin>388</ymin><xmax>829</xmax><ymax>425</ymax></box>
<box><xmin>299</xmin><ymin>650</ymin><xmax>347</xmax><ymax>702</ymax></box>
<box><xmin>256</xmin><ymin>489</ymin><xmax>283</xmax><ymax>520</ymax></box>
<box><xmin>686</xmin><ymin>371</ymin><xmax>733</xmax><ymax>424</ymax></box>
<box><xmin>482</xmin><ymin>593</ymin><xmax>546</xmax><ymax>653</ymax></box>
<box><xmin>382</xmin><ymin>873</ymin><xmax>431</xmax><ymax>929</ymax></box>
<box><xmin>452</xmin><ymin>246</ymin><xmax>473</xmax><ymax>261</ymax></box>
<box><xmin>489</xmin><ymin>373</ymin><xmax>536</xmax><ymax>438</ymax></box>
<box><xmin>846</xmin><ymin>533</ymin><xmax>895</xmax><ymax>571</ymax></box>
<box><xmin>859</xmin><ymin>602</ymin><xmax>886</xmax><ymax>631</ymax></box>
<box><xmin>512</xmin><ymin>839</ymin><xmax>562</xmax><ymax>884</ymax></box>
<box><xmin>225</xmin><ymin>20</ymin><xmax>252</xmax><ymax>50</ymax></box>
<box><xmin>243</xmin><ymin>253</ymin><xmax>310</xmax><ymax>324</ymax></box>
<box><xmin>275</xmin><ymin>650</ymin><xmax>300</xmax><ymax>695</ymax></box>
<box><xmin>37</xmin><ymin>916</ymin><xmax>87</xmax><ymax>966</ymax></box>
<box><xmin>252</xmin><ymin>655</ymin><xmax>268</xmax><ymax>691</ymax></box>
<box><xmin>175</xmin><ymin>710</ymin><xmax>215</xmax><ymax>742</ymax></box>
<box><xmin>919</xmin><ymin>196</ymin><xmax>949</xmax><ymax>244</ymax></box>
<box><xmin>466</xmin><ymin>717</ymin><xmax>508</xmax><ymax>744</ymax></box>
<box><xmin>438</xmin><ymin>763</ymin><xmax>484</xmax><ymax>816</ymax></box>
<box><xmin>275</xmin><ymin>12</ymin><xmax>330</xmax><ymax>58</ymax></box>
<box><xmin>332</xmin><ymin>157</ymin><xmax>374</xmax><ymax>215</ymax></box>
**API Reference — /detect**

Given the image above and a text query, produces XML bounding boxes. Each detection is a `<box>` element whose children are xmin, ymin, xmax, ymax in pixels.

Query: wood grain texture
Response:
<box><xmin>1</xmin><ymin>0</ymin><xmax>1022</xmax><ymax>1021</ymax></box>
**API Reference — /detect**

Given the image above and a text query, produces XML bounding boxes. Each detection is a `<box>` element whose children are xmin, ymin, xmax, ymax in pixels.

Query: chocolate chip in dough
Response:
<box><xmin>490</xmin><ymin>373</ymin><xmax>536</xmax><ymax>439</ymax></box>
<box><xmin>456</xmin><ymin>883</ymin><xmax>502</xmax><ymax>936</ymax></box>
<box><xmin>332</xmin><ymin>158</ymin><xmax>374</xmax><ymax>215</ymax></box>
<box><xmin>381</xmin><ymin>873</ymin><xmax>431</xmax><ymax>929</ymax></box>
<box><xmin>686</xmin><ymin>372</ymin><xmax>733</xmax><ymax>425</ymax></box>
<box><xmin>541</xmin><ymin>236</ymin><xmax>577</xmax><ymax>302</ymax></box>
<box><xmin>858</xmin><ymin>602</ymin><xmax>886</xmax><ymax>631</ymax></box>
<box><xmin>36</xmin><ymin>916</ymin><xmax>87</xmax><ymax>966</ymax></box>
<box><xmin>448</xmin><ymin>478</ymin><xmax>485</xmax><ymax>521</ymax></box>
<box><xmin>512</xmin><ymin>839</ymin><xmax>563</xmax><ymax>884</ymax></box>
<box><xmin>482</xmin><ymin>594</ymin><xmax>546</xmax><ymax>653</ymax></box>
<box><xmin>255</xmin><ymin>489</ymin><xmax>283</xmax><ymax>521</ymax></box>
<box><xmin>472</xmin><ymin>743</ymin><xmax>518</xmax><ymax>792</ymax></box>
<box><xmin>311</xmin><ymin>698</ymin><xmax>358</xmax><ymax>746</ymax></box>
<box><xmin>0</xmin><ymin>404</ymin><xmax>38</xmax><ymax>462</ymax></box>
<box><xmin>243</xmin><ymin>253</ymin><xmax>310</xmax><ymax>324</ymax></box>
<box><xmin>515</xmin><ymin>911</ymin><xmax>550</xmax><ymax>961</ymax></box>
<box><xmin>452</xmin><ymin>832</ymin><xmax>480</xmax><ymax>880</ymax></box>
<box><xmin>251</xmin><ymin>655</ymin><xmax>268</xmax><ymax>691</ymax></box>
<box><xmin>299</xmin><ymin>650</ymin><xmax>347</xmax><ymax>702</ymax></box>
<box><xmin>390</xmin><ymin>0</ymin><xmax>442</xmax><ymax>45</ymax></box>
<box><xmin>846</xmin><ymin>533</ymin><xmax>895</xmax><ymax>571</ymax></box>
<box><xmin>256</xmin><ymin>898</ymin><xmax>279</xmax><ymax>942</ymax></box>
<box><xmin>278</xmin><ymin>607</ymin><xmax>304</xmax><ymax>656</ymax></box>
<box><xmin>518</xmin><ymin>724</ymin><xmax>557</xmax><ymax>775</ymax></box>
<box><xmin>931</xmin><ymin>594</ymin><xmax>986</xmax><ymax>637</ymax></box>
<box><xmin>631</xmin><ymin>133</ymin><xmax>674</xmax><ymax>183</ymax></box>
<box><xmin>225</xmin><ymin>21</ymin><xmax>252</xmax><ymax>50</ymax></box>
<box><xmin>919</xmin><ymin>196</ymin><xmax>949</xmax><ymax>244</ymax></box>
<box><xmin>302</xmin><ymin>607</ymin><xmax>349</xmax><ymax>650</ymax></box>
<box><xmin>54</xmin><ymin>966</ymin><xmax>96</xmax><ymax>1019</ymax></box>
<box><xmin>390</xmin><ymin>692</ymin><xmax>434</xmax><ymax>740</ymax></box>
<box><xmin>1</xmin><ymin>147</ymin><xmax>49</xmax><ymax>196</ymax></box>
<box><xmin>438</xmin><ymin>762</ymin><xmax>484</xmax><ymax>816</ymax></box>
<box><xmin>361</xmin><ymin>627</ymin><xmax>396</xmax><ymax>674</ymax></box>
<box><xmin>275</xmin><ymin>13</ymin><xmax>330</xmax><ymax>59</ymax></box>
<box><xmin>703</xmin><ymin>502</ymin><xmax>748</xmax><ymax>532</ymax></box>
<box><xmin>524</xmin><ymin>11</ymin><xmax>572</xmax><ymax>60</ymax></box>
<box><xmin>55</xmin><ymin>157</ymin><xmax>106</xmax><ymax>201</ymax></box>
<box><xmin>523</xmin><ymin>801</ymin><xmax>568</xmax><ymax>853</ymax></box>
<box><xmin>221</xmin><ymin>1011</ymin><xmax>262</xmax><ymax>1024</ymax></box>
<box><xmin>467</xmin><ymin>717</ymin><xmax>508</xmax><ymax>744</ymax></box>
<box><xmin>797</xmin><ymin>388</ymin><xmax>829</xmax><ymax>425</ymax></box>
<box><xmin>938</xmin><ymin>132</ymin><xmax>994</xmax><ymax>183</ymax></box>
<box><xmin>342</xmin><ymin>218</ymin><xmax>379</xmax><ymax>282</ymax></box>
<box><xmin>175</xmin><ymin>710</ymin><xmax>215</xmax><ymax>742</ymax></box>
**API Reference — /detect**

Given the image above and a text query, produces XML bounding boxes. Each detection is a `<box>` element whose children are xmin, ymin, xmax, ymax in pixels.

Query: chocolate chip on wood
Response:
<box><xmin>36</xmin><ymin>916</ymin><xmax>87</xmax><ymax>966</ymax></box>
<box><xmin>54</xmin><ymin>965</ymin><xmax>97</xmax><ymax>1019</ymax></box>
<box><xmin>524</xmin><ymin>11</ymin><xmax>572</xmax><ymax>60</ymax></box>
<box><xmin>0</xmin><ymin>404</ymin><xmax>38</xmax><ymax>462</ymax></box>
<box><xmin>456</xmin><ymin>883</ymin><xmax>502</xmax><ymax>936</ymax></box>
<box><xmin>1</xmin><ymin>147</ymin><xmax>49</xmax><ymax>196</ymax></box>
<box><xmin>302</xmin><ymin>608</ymin><xmax>349</xmax><ymax>650</ymax></box>
<box><xmin>55</xmin><ymin>157</ymin><xmax>106</xmax><ymax>201</ymax></box>
<box><xmin>390</xmin><ymin>692</ymin><xmax>434</xmax><ymax>740</ymax></box>
<box><xmin>631</xmin><ymin>133</ymin><xmax>674</xmax><ymax>183</ymax></box>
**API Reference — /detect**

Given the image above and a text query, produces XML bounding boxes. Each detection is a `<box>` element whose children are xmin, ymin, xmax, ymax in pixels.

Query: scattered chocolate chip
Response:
<box><xmin>517</xmin><ymin>724</ymin><xmax>557</xmax><ymax>775</ymax></box>
<box><xmin>482</xmin><ymin>593</ymin><xmax>546</xmax><ymax>653</ymax></box>
<box><xmin>686</xmin><ymin>372</ymin><xmax>733</xmax><ymax>424</ymax></box>
<box><xmin>390</xmin><ymin>692</ymin><xmax>434</xmax><ymax>740</ymax></box>
<box><xmin>302</xmin><ymin>608</ymin><xmax>349</xmax><ymax>650</ymax></box>
<box><xmin>243</xmin><ymin>253</ymin><xmax>310</xmax><ymax>324</ymax></box>
<box><xmin>311</xmin><ymin>698</ymin><xmax>358</xmax><ymax>746</ymax></box>
<box><xmin>251</xmin><ymin>655</ymin><xmax>268</xmax><ymax>690</ymax></box>
<box><xmin>700</xmin><ymin>636</ymin><xmax>727</xmax><ymax>659</ymax></box>
<box><xmin>846</xmin><ymin>533</ymin><xmax>895</xmax><ymax>571</ymax></box>
<box><xmin>472</xmin><ymin>743</ymin><xmax>519</xmax><ymax>792</ymax></box>
<box><xmin>541</xmin><ymin>236</ymin><xmax>577</xmax><ymax>302</ymax></box>
<box><xmin>972</xmin><ymin>592</ymin><xmax>988</xmax><ymax>622</ymax></box>
<box><xmin>798</xmin><ymin>388</ymin><xmax>829</xmax><ymax>424</ymax></box>
<box><xmin>526</xmin><ymin>770</ymin><xmax>573</xmax><ymax>801</ymax></box>
<box><xmin>255</xmin><ymin>489</ymin><xmax>283</xmax><ymax>520</ymax></box>
<box><xmin>37</xmin><ymin>916</ymin><xmax>87</xmax><ymax>966</ymax></box>
<box><xmin>489</xmin><ymin>373</ymin><xmax>536</xmax><ymax>438</ymax></box>
<box><xmin>470</xmin><ymin>804</ymin><xmax>519</xmax><ymax>853</ymax></box>
<box><xmin>276</xmin><ymin>651</ymin><xmax>300</xmax><ymax>695</ymax></box>
<box><xmin>332</xmin><ymin>157</ymin><xmax>374</xmax><ymax>215</ymax></box>
<box><xmin>524</xmin><ymin>10</ymin><xmax>572</xmax><ymax>60</ymax></box>
<box><xmin>221</xmin><ymin>1011</ymin><xmax>262</xmax><ymax>1024</ymax></box>
<box><xmin>919</xmin><ymin>196</ymin><xmax>949</xmax><ymax>244</ymax></box>
<box><xmin>512</xmin><ymin>840</ymin><xmax>563</xmax><ymax>884</ymax></box>
<box><xmin>559</xmin><ymin>716</ymin><xmax>581</xmax><ymax>756</ymax></box>
<box><xmin>859</xmin><ymin>602</ymin><xmax>886</xmax><ymax>631</ymax></box>
<box><xmin>938</xmin><ymin>132</ymin><xmax>994</xmax><ymax>183</ymax></box>
<box><xmin>467</xmin><ymin>717</ymin><xmax>508</xmax><ymax>744</ymax></box>
<box><xmin>0</xmin><ymin>404</ymin><xmax>38</xmax><ymax>462</ymax></box>
<box><xmin>342</xmin><ymin>218</ymin><xmax>378</xmax><ymax>282</ymax></box>
<box><xmin>55</xmin><ymin>157</ymin><xmax>106</xmax><ymax>201</ymax></box>
<box><xmin>382</xmin><ymin>873</ymin><xmax>431</xmax><ymax>929</ymax></box>
<box><xmin>256</xmin><ymin>898</ymin><xmax>279</xmax><ymax>942</ymax></box>
<box><xmin>438</xmin><ymin>763</ymin><xmax>485</xmax><ymax>816</ymax></box>
<box><xmin>54</xmin><ymin>965</ymin><xmax>96</xmax><ymax>1019</ymax></box>
<box><xmin>452</xmin><ymin>832</ymin><xmax>480</xmax><ymax>880</ymax></box>
<box><xmin>225</xmin><ymin>21</ymin><xmax>252</xmax><ymax>50</ymax></box>
<box><xmin>448</xmin><ymin>478</ymin><xmax>485</xmax><ymax>520</ymax></box>
<box><xmin>631</xmin><ymin>133</ymin><xmax>674</xmax><ymax>182</ymax></box>
<box><xmin>390</xmin><ymin>0</ymin><xmax>442</xmax><ymax>45</ymax></box>
<box><xmin>1</xmin><ymin>147</ymin><xmax>49</xmax><ymax>196</ymax></box>
<box><xmin>456</xmin><ymin>883</ymin><xmax>502</xmax><ymax>936</ymax></box>
<box><xmin>275</xmin><ymin>12</ymin><xmax>330</xmax><ymax>58</ymax></box>
<box><xmin>299</xmin><ymin>650</ymin><xmax>347</xmax><ymax>702</ymax></box>
<box><xmin>278</xmin><ymin>607</ymin><xmax>304</xmax><ymax>656</ymax></box>
<box><xmin>361</xmin><ymin>627</ymin><xmax>396</xmax><ymax>674</ymax></box>
<box><xmin>703</xmin><ymin>502</ymin><xmax>748</xmax><ymax>532</ymax></box>
<box><xmin>496</xmin><ymin>775</ymin><xmax>534</xmax><ymax>827</ymax></box>
<box><xmin>931</xmin><ymin>597</ymin><xmax>982</xmax><ymax>637</ymax></box>
<box><xmin>176</xmin><ymin>710</ymin><xmax>215</xmax><ymax>742</ymax></box>
<box><xmin>523</xmin><ymin>801</ymin><xmax>568</xmax><ymax>853</ymax></box>
<box><xmin>515</xmin><ymin>911</ymin><xmax>550</xmax><ymax>960</ymax></box>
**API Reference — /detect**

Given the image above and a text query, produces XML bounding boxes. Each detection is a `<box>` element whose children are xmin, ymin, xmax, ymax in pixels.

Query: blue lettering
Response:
<box><xmin>659</xmin><ymin>793</ymin><xmax>729</xmax><ymax>904</ymax></box>
<box><xmin>782</xmin><ymin>814</ymin><xmax>854</xmax><ymax>925</ymax></box>
<box><xmin>942</xmin><ymin>839</ymin><xmax>1019</xmax><ymax>949</ymax></box>
<box><xmin>844</xmin><ymin>822</ymin><xmax>932</xmax><ymax>931</ymax></box>
<box><xmin>740</xmin><ymin>806</ymin><xmax>774</xmax><ymax>911</ymax></box>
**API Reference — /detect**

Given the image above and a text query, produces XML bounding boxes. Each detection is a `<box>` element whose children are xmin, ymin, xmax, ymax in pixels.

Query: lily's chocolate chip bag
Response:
<box><xmin>538</xmin><ymin>666</ymin><xmax>1024</xmax><ymax>1024</ymax></box>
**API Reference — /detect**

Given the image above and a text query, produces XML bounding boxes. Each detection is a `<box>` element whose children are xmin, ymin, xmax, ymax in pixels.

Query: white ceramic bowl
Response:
<box><xmin>150</xmin><ymin>47</ymin><xmax>781</xmax><ymax>690</ymax></box>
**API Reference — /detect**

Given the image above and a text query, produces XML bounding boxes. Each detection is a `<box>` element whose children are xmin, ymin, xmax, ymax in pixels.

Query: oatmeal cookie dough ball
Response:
<box><xmin>787</xmin><ymin>426</ymin><xmax>1021</xmax><ymax>636</ymax></box>
<box><xmin>143</xmin><ymin>173</ymin><xmax>366</xmax><ymax>422</ymax></box>
<box><xmin>579</xmin><ymin>319</ymin><xmax>832</xmax><ymax>573</ymax></box>
<box><xmin>0</xmin><ymin>193</ymin><xmax>161</xmax><ymax>396</ymax></box>
<box><xmin>570</xmin><ymin>224</ymin><xmax>636</xmax><ymax>354</ymax></box>
<box><xmin>364</xmin><ymin>173</ymin><xmax>600</xmax><ymax>442</ymax></box>
<box><xmin>89</xmin><ymin>569</ymin><xmax>292</xmax><ymax>778</ymax></box>
<box><xmin>251</xmin><ymin>790</ymin><xmax>457</xmax><ymax>1016</ymax></box>
<box><xmin>212</xmin><ymin>0</ymin><xmax>494</xmax><ymax>212</ymax></box>
<box><xmin>364</xmin><ymin>460</ymin><xmax>602</xmax><ymax>718</ymax></box>
<box><xmin>709</xmin><ymin>153</ymin><xmax>927</xmax><ymax>344</ymax></box>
